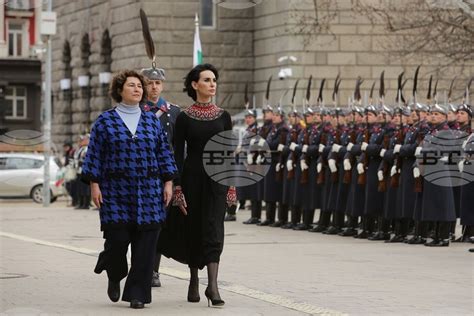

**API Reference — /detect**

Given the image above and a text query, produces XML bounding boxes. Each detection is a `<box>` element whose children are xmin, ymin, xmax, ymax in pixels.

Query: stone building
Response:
<box><xmin>48</xmin><ymin>0</ymin><xmax>473</xmax><ymax>145</ymax></box>
<box><xmin>0</xmin><ymin>0</ymin><xmax>43</xmax><ymax>136</ymax></box>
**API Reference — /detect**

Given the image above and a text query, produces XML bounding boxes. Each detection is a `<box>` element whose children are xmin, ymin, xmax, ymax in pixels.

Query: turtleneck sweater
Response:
<box><xmin>115</xmin><ymin>102</ymin><xmax>141</xmax><ymax>135</ymax></box>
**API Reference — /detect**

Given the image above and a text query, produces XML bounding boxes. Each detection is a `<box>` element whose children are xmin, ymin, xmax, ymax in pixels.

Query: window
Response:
<box><xmin>200</xmin><ymin>0</ymin><xmax>216</xmax><ymax>28</ymax></box>
<box><xmin>5</xmin><ymin>86</ymin><xmax>27</xmax><ymax>119</ymax></box>
<box><xmin>7</xmin><ymin>20</ymin><xmax>29</xmax><ymax>57</ymax></box>
<box><xmin>0</xmin><ymin>158</ymin><xmax>7</xmax><ymax>170</ymax></box>
<box><xmin>5</xmin><ymin>157</ymin><xmax>42</xmax><ymax>170</ymax></box>
<box><xmin>5</xmin><ymin>0</ymin><xmax>33</xmax><ymax>11</ymax></box>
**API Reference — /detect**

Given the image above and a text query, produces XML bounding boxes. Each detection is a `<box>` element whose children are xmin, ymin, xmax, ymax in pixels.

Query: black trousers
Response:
<box><xmin>94</xmin><ymin>226</ymin><xmax>161</xmax><ymax>304</ymax></box>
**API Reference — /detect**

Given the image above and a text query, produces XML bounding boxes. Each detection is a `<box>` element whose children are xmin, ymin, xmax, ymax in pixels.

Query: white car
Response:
<box><xmin>0</xmin><ymin>153</ymin><xmax>65</xmax><ymax>203</ymax></box>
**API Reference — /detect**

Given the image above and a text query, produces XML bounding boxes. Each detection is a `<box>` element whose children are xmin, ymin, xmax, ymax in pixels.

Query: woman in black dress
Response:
<box><xmin>159</xmin><ymin>64</ymin><xmax>235</xmax><ymax>307</ymax></box>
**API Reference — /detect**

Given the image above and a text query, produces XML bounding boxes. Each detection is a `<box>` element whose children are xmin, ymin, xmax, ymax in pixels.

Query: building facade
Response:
<box><xmin>0</xmin><ymin>0</ymin><xmax>43</xmax><ymax>136</ymax></box>
<box><xmin>46</xmin><ymin>0</ymin><xmax>473</xmax><ymax>145</ymax></box>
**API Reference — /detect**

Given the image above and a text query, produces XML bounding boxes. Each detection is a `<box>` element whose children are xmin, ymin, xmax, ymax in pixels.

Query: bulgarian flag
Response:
<box><xmin>193</xmin><ymin>13</ymin><xmax>202</xmax><ymax>66</ymax></box>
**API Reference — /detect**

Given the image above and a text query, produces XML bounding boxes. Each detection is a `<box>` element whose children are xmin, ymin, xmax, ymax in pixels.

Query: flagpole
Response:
<box><xmin>193</xmin><ymin>13</ymin><xmax>202</xmax><ymax>67</ymax></box>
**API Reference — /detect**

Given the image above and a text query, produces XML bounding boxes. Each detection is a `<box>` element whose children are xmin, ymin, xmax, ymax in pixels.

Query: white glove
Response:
<box><xmin>379</xmin><ymin>148</ymin><xmax>386</xmax><ymax>158</ymax></box>
<box><xmin>377</xmin><ymin>170</ymin><xmax>384</xmax><ymax>181</ymax></box>
<box><xmin>247</xmin><ymin>153</ymin><xmax>253</xmax><ymax>165</ymax></box>
<box><xmin>413</xmin><ymin>167</ymin><xmax>420</xmax><ymax>178</ymax></box>
<box><xmin>390</xmin><ymin>165</ymin><xmax>397</xmax><ymax>177</ymax></box>
<box><xmin>235</xmin><ymin>145</ymin><xmax>242</xmax><ymax>154</ymax></box>
<box><xmin>256</xmin><ymin>154</ymin><xmax>264</xmax><ymax>165</ymax></box>
<box><xmin>347</xmin><ymin>142</ymin><xmax>354</xmax><ymax>151</ymax></box>
<box><xmin>458</xmin><ymin>159</ymin><xmax>465</xmax><ymax>173</ymax></box>
<box><xmin>258</xmin><ymin>138</ymin><xmax>266</xmax><ymax>147</ymax></box>
<box><xmin>343</xmin><ymin>159</ymin><xmax>352</xmax><ymax>171</ymax></box>
<box><xmin>328</xmin><ymin>159</ymin><xmax>337</xmax><ymax>173</ymax></box>
<box><xmin>393</xmin><ymin>144</ymin><xmax>401</xmax><ymax>154</ymax></box>
<box><xmin>300</xmin><ymin>160</ymin><xmax>309</xmax><ymax>171</ymax></box>
<box><xmin>276</xmin><ymin>163</ymin><xmax>282</xmax><ymax>172</ymax></box>
<box><xmin>319</xmin><ymin>144</ymin><xmax>325</xmax><ymax>153</ymax></box>
<box><xmin>286</xmin><ymin>159</ymin><xmax>294</xmax><ymax>171</ymax></box>
<box><xmin>332</xmin><ymin>144</ymin><xmax>342</xmax><ymax>152</ymax></box>
<box><xmin>250</xmin><ymin>138</ymin><xmax>257</xmax><ymax>146</ymax></box>
<box><xmin>415</xmin><ymin>146</ymin><xmax>422</xmax><ymax>157</ymax></box>
<box><xmin>277</xmin><ymin>144</ymin><xmax>285</xmax><ymax>152</ymax></box>
<box><xmin>357</xmin><ymin>163</ymin><xmax>364</xmax><ymax>174</ymax></box>
<box><xmin>317</xmin><ymin>162</ymin><xmax>322</xmax><ymax>173</ymax></box>
<box><xmin>361</xmin><ymin>142</ymin><xmax>368</xmax><ymax>151</ymax></box>
<box><xmin>289</xmin><ymin>142</ymin><xmax>298</xmax><ymax>151</ymax></box>
<box><xmin>302</xmin><ymin>145</ymin><xmax>308</xmax><ymax>153</ymax></box>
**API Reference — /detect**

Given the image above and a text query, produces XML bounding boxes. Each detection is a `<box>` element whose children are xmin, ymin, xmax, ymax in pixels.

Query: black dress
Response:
<box><xmin>158</xmin><ymin>103</ymin><xmax>232</xmax><ymax>269</ymax></box>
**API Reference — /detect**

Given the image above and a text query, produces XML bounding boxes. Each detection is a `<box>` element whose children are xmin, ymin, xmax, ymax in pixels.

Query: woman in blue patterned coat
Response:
<box><xmin>81</xmin><ymin>70</ymin><xmax>178</xmax><ymax>309</ymax></box>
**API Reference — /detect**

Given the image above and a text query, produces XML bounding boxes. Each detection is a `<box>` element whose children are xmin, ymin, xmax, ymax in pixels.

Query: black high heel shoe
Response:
<box><xmin>204</xmin><ymin>287</ymin><xmax>225</xmax><ymax>307</ymax></box>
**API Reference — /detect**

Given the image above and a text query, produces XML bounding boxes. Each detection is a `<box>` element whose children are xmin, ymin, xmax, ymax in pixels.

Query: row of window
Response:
<box><xmin>0</xmin><ymin>157</ymin><xmax>43</xmax><ymax>170</ymax></box>
<box><xmin>3</xmin><ymin>0</ymin><xmax>215</xmax><ymax>58</ymax></box>
<box><xmin>4</xmin><ymin>86</ymin><xmax>27</xmax><ymax>119</ymax></box>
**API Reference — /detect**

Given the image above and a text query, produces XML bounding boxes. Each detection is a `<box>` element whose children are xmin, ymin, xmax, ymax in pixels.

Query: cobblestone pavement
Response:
<box><xmin>0</xmin><ymin>199</ymin><xmax>472</xmax><ymax>315</ymax></box>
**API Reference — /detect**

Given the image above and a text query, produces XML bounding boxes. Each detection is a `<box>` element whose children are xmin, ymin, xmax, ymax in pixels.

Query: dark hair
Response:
<box><xmin>109</xmin><ymin>70</ymin><xmax>148</xmax><ymax>103</ymax></box>
<box><xmin>183</xmin><ymin>63</ymin><xmax>219</xmax><ymax>101</ymax></box>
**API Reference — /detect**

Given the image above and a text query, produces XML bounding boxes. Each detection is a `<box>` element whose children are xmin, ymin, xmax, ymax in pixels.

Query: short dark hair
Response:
<box><xmin>109</xmin><ymin>70</ymin><xmax>148</xmax><ymax>103</ymax></box>
<box><xmin>183</xmin><ymin>63</ymin><xmax>219</xmax><ymax>101</ymax></box>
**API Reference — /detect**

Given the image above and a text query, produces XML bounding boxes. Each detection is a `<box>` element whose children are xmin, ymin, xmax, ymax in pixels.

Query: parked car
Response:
<box><xmin>0</xmin><ymin>153</ymin><xmax>65</xmax><ymax>203</ymax></box>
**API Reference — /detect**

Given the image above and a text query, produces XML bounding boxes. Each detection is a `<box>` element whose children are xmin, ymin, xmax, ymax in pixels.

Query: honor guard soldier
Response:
<box><xmin>141</xmin><ymin>64</ymin><xmax>181</xmax><ymax>289</ymax></box>
<box><xmin>419</xmin><ymin>103</ymin><xmax>456</xmax><ymax>247</ymax></box>
<box><xmin>341</xmin><ymin>78</ymin><xmax>367</xmax><ymax>237</ymax></box>
<box><xmin>235</xmin><ymin>87</ymin><xmax>261</xmax><ymax>223</ymax></box>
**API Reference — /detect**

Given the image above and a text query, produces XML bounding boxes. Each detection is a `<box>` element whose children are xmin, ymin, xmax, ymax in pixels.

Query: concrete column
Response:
<box><xmin>34</xmin><ymin>0</ymin><xmax>43</xmax><ymax>46</ymax></box>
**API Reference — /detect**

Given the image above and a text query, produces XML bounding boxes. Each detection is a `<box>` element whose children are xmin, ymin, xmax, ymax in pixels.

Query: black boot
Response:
<box><xmin>258</xmin><ymin>202</ymin><xmax>275</xmax><ymax>226</ymax></box>
<box><xmin>309</xmin><ymin>211</ymin><xmax>330</xmax><ymax>232</ymax></box>
<box><xmin>187</xmin><ymin>268</ymin><xmax>200</xmax><ymax>303</ymax></box>
<box><xmin>243</xmin><ymin>200</ymin><xmax>261</xmax><ymax>224</ymax></box>
<box><xmin>270</xmin><ymin>203</ymin><xmax>288</xmax><ymax>227</ymax></box>
<box><xmin>205</xmin><ymin>262</ymin><xmax>224</xmax><ymax>307</ymax></box>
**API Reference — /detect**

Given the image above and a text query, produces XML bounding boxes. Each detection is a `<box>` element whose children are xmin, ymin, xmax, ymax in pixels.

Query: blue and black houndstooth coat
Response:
<box><xmin>81</xmin><ymin>108</ymin><xmax>178</xmax><ymax>231</ymax></box>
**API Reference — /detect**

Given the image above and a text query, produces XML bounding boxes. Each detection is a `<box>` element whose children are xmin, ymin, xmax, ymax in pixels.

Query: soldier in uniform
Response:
<box><xmin>325</xmin><ymin>107</ymin><xmax>352</xmax><ymax>234</ymax></box>
<box><xmin>236</xmin><ymin>102</ymin><xmax>260</xmax><ymax>223</ymax></box>
<box><xmin>419</xmin><ymin>103</ymin><xmax>456</xmax><ymax>247</ymax></box>
<box><xmin>355</xmin><ymin>103</ymin><xmax>385</xmax><ymax>239</ymax></box>
<box><xmin>74</xmin><ymin>134</ymin><xmax>90</xmax><ymax>209</ymax></box>
<box><xmin>269</xmin><ymin>105</ymin><xmax>290</xmax><ymax>227</ymax></box>
<box><xmin>341</xmin><ymin>79</ymin><xmax>366</xmax><ymax>237</ymax></box>
<box><xmin>293</xmin><ymin>105</ymin><xmax>318</xmax><ymax>230</ymax></box>
<box><xmin>254</xmin><ymin>103</ymin><xmax>275</xmax><ymax>226</ymax></box>
<box><xmin>309</xmin><ymin>106</ymin><xmax>336</xmax><ymax>233</ymax></box>
<box><xmin>257</xmin><ymin>101</ymin><xmax>289</xmax><ymax>226</ymax></box>
<box><xmin>140</xmin><ymin>66</ymin><xmax>181</xmax><ymax>288</ymax></box>
<box><xmin>281</xmin><ymin>81</ymin><xmax>303</xmax><ymax>229</ymax></box>
<box><xmin>455</xmin><ymin>100</ymin><xmax>473</xmax><ymax>242</ymax></box>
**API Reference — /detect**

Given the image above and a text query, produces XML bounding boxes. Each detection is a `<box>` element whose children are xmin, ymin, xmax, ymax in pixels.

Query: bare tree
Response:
<box><xmin>353</xmin><ymin>0</ymin><xmax>474</xmax><ymax>68</ymax></box>
<box><xmin>287</xmin><ymin>0</ymin><xmax>338</xmax><ymax>48</ymax></box>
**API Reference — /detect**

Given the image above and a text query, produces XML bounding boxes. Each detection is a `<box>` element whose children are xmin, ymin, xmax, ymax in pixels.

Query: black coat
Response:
<box><xmin>264</xmin><ymin>122</ymin><xmax>288</xmax><ymax>202</ymax></box>
<box><xmin>362</xmin><ymin>124</ymin><xmax>385</xmax><ymax>216</ymax></box>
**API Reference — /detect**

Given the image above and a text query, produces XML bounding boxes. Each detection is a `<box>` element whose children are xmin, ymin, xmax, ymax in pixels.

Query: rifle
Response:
<box><xmin>377</xmin><ymin>133</ymin><xmax>390</xmax><ymax>192</ymax></box>
<box><xmin>390</xmin><ymin>126</ymin><xmax>405</xmax><ymax>188</ymax></box>
<box><xmin>330</xmin><ymin>128</ymin><xmax>341</xmax><ymax>182</ymax></box>
<box><xmin>287</xmin><ymin>127</ymin><xmax>299</xmax><ymax>180</ymax></box>
<box><xmin>357</xmin><ymin>127</ymin><xmax>370</xmax><ymax>185</ymax></box>
<box><xmin>343</xmin><ymin>128</ymin><xmax>357</xmax><ymax>184</ymax></box>
<box><xmin>316</xmin><ymin>131</ymin><xmax>327</xmax><ymax>185</ymax></box>
<box><xmin>300</xmin><ymin>126</ymin><xmax>311</xmax><ymax>184</ymax></box>
<box><xmin>275</xmin><ymin>128</ymin><xmax>287</xmax><ymax>182</ymax></box>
